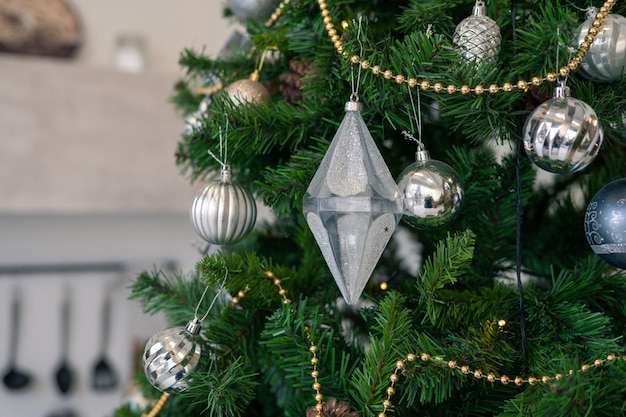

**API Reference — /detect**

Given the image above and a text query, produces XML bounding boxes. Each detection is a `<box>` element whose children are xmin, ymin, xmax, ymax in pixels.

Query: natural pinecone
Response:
<box><xmin>279</xmin><ymin>59</ymin><xmax>314</xmax><ymax>103</ymax></box>
<box><xmin>305</xmin><ymin>398</ymin><xmax>360</xmax><ymax>417</ymax></box>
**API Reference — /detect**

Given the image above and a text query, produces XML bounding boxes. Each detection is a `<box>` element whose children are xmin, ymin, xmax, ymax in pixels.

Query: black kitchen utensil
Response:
<box><xmin>54</xmin><ymin>290</ymin><xmax>74</xmax><ymax>395</ymax></box>
<box><xmin>91</xmin><ymin>292</ymin><xmax>118</xmax><ymax>391</ymax></box>
<box><xmin>2</xmin><ymin>288</ymin><xmax>32</xmax><ymax>390</ymax></box>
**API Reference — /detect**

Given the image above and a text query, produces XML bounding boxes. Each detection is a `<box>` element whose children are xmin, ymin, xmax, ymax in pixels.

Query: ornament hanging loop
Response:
<box><xmin>350</xmin><ymin>15</ymin><xmax>364</xmax><ymax>102</ymax></box>
<box><xmin>207</xmin><ymin>117</ymin><xmax>230</xmax><ymax>174</ymax></box>
<box><xmin>405</xmin><ymin>82</ymin><xmax>425</xmax><ymax>155</ymax></box>
<box><xmin>187</xmin><ymin>267</ymin><xmax>229</xmax><ymax>335</ymax></box>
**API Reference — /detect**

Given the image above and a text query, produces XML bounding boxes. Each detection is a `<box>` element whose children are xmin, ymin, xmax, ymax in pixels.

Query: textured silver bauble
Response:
<box><xmin>453</xmin><ymin>0</ymin><xmax>501</xmax><ymax>67</ymax></box>
<box><xmin>191</xmin><ymin>166</ymin><xmax>257</xmax><ymax>245</ymax></box>
<box><xmin>523</xmin><ymin>83</ymin><xmax>603</xmax><ymax>174</ymax></box>
<box><xmin>225</xmin><ymin>78</ymin><xmax>271</xmax><ymax>106</ymax></box>
<box><xmin>142</xmin><ymin>319</ymin><xmax>202</xmax><ymax>392</ymax></box>
<box><xmin>396</xmin><ymin>151</ymin><xmax>464</xmax><ymax>229</ymax></box>
<box><xmin>575</xmin><ymin>10</ymin><xmax>626</xmax><ymax>82</ymax></box>
<box><xmin>228</xmin><ymin>0</ymin><xmax>280</xmax><ymax>22</ymax></box>
<box><xmin>584</xmin><ymin>178</ymin><xmax>626</xmax><ymax>269</ymax></box>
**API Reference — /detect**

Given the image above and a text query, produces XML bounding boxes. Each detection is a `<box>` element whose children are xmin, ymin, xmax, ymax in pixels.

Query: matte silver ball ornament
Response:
<box><xmin>453</xmin><ymin>0</ymin><xmax>501</xmax><ymax>68</ymax></box>
<box><xmin>574</xmin><ymin>9</ymin><xmax>626</xmax><ymax>82</ymax></box>
<box><xmin>522</xmin><ymin>83</ymin><xmax>603</xmax><ymax>174</ymax></box>
<box><xmin>584</xmin><ymin>178</ymin><xmax>626</xmax><ymax>269</ymax></box>
<box><xmin>142</xmin><ymin>318</ymin><xmax>202</xmax><ymax>392</ymax></box>
<box><xmin>191</xmin><ymin>166</ymin><xmax>257</xmax><ymax>245</ymax></box>
<box><xmin>225</xmin><ymin>72</ymin><xmax>271</xmax><ymax>106</ymax></box>
<box><xmin>396</xmin><ymin>151</ymin><xmax>464</xmax><ymax>229</ymax></box>
<box><xmin>227</xmin><ymin>0</ymin><xmax>280</xmax><ymax>22</ymax></box>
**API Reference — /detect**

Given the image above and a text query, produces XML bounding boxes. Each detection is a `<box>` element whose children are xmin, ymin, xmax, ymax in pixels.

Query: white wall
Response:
<box><xmin>72</xmin><ymin>0</ymin><xmax>234</xmax><ymax>74</ymax></box>
<box><xmin>0</xmin><ymin>1</ymin><xmax>243</xmax><ymax>416</ymax></box>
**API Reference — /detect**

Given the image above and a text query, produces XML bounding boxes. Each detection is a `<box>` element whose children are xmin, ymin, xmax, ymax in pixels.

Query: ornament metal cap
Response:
<box><xmin>472</xmin><ymin>0</ymin><xmax>487</xmax><ymax>16</ymax></box>
<box><xmin>185</xmin><ymin>318</ymin><xmax>202</xmax><ymax>336</ymax></box>
<box><xmin>415</xmin><ymin>150</ymin><xmax>430</xmax><ymax>164</ymax></box>
<box><xmin>220</xmin><ymin>165</ymin><xmax>232</xmax><ymax>182</ymax></box>
<box><xmin>345</xmin><ymin>100</ymin><xmax>363</xmax><ymax>112</ymax></box>
<box><xmin>553</xmin><ymin>82</ymin><xmax>571</xmax><ymax>99</ymax></box>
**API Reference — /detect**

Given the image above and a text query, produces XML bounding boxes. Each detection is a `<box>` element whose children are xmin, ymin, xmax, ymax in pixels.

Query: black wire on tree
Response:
<box><xmin>510</xmin><ymin>0</ymin><xmax>529</xmax><ymax>371</ymax></box>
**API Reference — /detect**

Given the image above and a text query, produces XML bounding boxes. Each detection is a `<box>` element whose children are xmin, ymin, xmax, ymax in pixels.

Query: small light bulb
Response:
<box><xmin>380</xmin><ymin>282</ymin><xmax>388</xmax><ymax>291</ymax></box>
<box><xmin>341</xmin><ymin>20</ymin><xmax>349</xmax><ymax>29</ymax></box>
<box><xmin>498</xmin><ymin>319</ymin><xmax>506</xmax><ymax>327</ymax></box>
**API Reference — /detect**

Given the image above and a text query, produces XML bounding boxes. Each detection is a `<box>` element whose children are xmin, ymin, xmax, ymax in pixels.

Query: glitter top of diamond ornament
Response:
<box><xmin>397</xmin><ymin>150</ymin><xmax>463</xmax><ymax>229</ymax></box>
<box><xmin>584</xmin><ymin>178</ymin><xmax>626</xmax><ymax>269</ymax></box>
<box><xmin>522</xmin><ymin>82</ymin><xmax>603</xmax><ymax>174</ymax></box>
<box><xmin>575</xmin><ymin>8</ymin><xmax>626</xmax><ymax>82</ymax></box>
<box><xmin>303</xmin><ymin>101</ymin><xmax>402</xmax><ymax>305</ymax></box>
<box><xmin>142</xmin><ymin>318</ymin><xmax>202</xmax><ymax>392</ymax></box>
<box><xmin>453</xmin><ymin>0</ymin><xmax>501</xmax><ymax>68</ymax></box>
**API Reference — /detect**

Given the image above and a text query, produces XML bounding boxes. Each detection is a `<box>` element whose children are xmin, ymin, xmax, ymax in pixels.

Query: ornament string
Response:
<box><xmin>403</xmin><ymin>84</ymin><xmax>424</xmax><ymax>152</ymax></box>
<box><xmin>207</xmin><ymin>119</ymin><xmax>229</xmax><ymax>171</ymax></box>
<box><xmin>349</xmin><ymin>16</ymin><xmax>364</xmax><ymax>102</ymax></box>
<box><xmin>194</xmin><ymin>267</ymin><xmax>229</xmax><ymax>322</ymax></box>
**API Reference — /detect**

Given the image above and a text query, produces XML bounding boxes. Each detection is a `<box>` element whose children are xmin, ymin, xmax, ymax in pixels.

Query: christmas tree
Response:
<box><xmin>118</xmin><ymin>0</ymin><xmax>626</xmax><ymax>416</ymax></box>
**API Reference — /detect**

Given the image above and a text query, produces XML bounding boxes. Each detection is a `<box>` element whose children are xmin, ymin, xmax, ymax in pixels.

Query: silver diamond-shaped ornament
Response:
<box><xmin>303</xmin><ymin>101</ymin><xmax>402</xmax><ymax>304</ymax></box>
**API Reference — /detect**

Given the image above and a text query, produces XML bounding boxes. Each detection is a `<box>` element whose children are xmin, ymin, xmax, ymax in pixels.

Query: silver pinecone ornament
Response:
<box><xmin>453</xmin><ymin>0</ymin><xmax>501</xmax><ymax>68</ymax></box>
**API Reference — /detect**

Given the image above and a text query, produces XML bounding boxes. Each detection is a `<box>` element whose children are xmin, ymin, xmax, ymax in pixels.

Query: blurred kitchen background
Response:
<box><xmin>0</xmin><ymin>1</ymin><xmax>233</xmax><ymax>416</ymax></box>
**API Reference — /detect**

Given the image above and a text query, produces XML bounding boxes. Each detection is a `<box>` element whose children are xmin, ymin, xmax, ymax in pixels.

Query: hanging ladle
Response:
<box><xmin>54</xmin><ymin>290</ymin><xmax>74</xmax><ymax>395</ymax></box>
<box><xmin>2</xmin><ymin>288</ymin><xmax>33</xmax><ymax>390</ymax></box>
<box><xmin>91</xmin><ymin>291</ymin><xmax>118</xmax><ymax>391</ymax></box>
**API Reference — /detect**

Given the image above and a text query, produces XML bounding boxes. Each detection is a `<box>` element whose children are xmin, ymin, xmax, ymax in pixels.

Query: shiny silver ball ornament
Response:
<box><xmin>142</xmin><ymin>319</ymin><xmax>202</xmax><ymax>392</ymax></box>
<box><xmin>584</xmin><ymin>178</ymin><xmax>626</xmax><ymax>269</ymax></box>
<box><xmin>453</xmin><ymin>0</ymin><xmax>501</xmax><ymax>67</ymax></box>
<box><xmin>228</xmin><ymin>0</ymin><xmax>280</xmax><ymax>22</ymax></box>
<box><xmin>191</xmin><ymin>166</ymin><xmax>257</xmax><ymax>245</ymax></box>
<box><xmin>523</xmin><ymin>83</ymin><xmax>603</xmax><ymax>174</ymax></box>
<box><xmin>575</xmin><ymin>9</ymin><xmax>626</xmax><ymax>82</ymax></box>
<box><xmin>396</xmin><ymin>150</ymin><xmax>463</xmax><ymax>229</ymax></box>
<box><xmin>225</xmin><ymin>72</ymin><xmax>270</xmax><ymax>106</ymax></box>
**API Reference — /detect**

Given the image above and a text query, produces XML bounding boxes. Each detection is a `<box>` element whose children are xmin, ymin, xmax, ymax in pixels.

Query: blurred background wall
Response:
<box><xmin>0</xmin><ymin>1</ymin><xmax>233</xmax><ymax>416</ymax></box>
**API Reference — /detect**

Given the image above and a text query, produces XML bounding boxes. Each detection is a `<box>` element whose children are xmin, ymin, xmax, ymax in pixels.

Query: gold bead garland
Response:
<box><xmin>317</xmin><ymin>0</ymin><xmax>618</xmax><ymax>95</ymax></box>
<box><xmin>141</xmin><ymin>392</ymin><xmax>170</xmax><ymax>417</ymax></box>
<box><xmin>265</xmin><ymin>0</ymin><xmax>292</xmax><ymax>27</ymax></box>
<box><xmin>376</xmin><ymin>352</ymin><xmax>626</xmax><ymax>417</ymax></box>
<box><xmin>306</xmin><ymin>327</ymin><xmax>324</xmax><ymax>417</ymax></box>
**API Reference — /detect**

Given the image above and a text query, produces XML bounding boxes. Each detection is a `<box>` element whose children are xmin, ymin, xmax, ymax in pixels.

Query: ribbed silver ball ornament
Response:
<box><xmin>522</xmin><ymin>82</ymin><xmax>603</xmax><ymax>174</ymax></box>
<box><xmin>453</xmin><ymin>0</ymin><xmax>501</xmax><ymax>67</ymax></box>
<box><xmin>142</xmin><ymin>318</ymin><xmax>202</xmax><ymax>392</ymax></box>
<box><xmin>191</xmin><ymin>165</ymin><xmax>257</xmax><ymax>245</ymax></box>
<box><xmin>575</xmin><ymin>8</ymin><xmax>626</xmax><ymax>82</ymax></box>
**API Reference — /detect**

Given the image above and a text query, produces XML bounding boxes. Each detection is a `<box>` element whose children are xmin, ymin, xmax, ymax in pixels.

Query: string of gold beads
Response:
<box><xmin>318</xmin><ymin>0</ymin><xmax>617</xmax><ymax>95</ymax></box>
<box><xmin>141</xmin><ymin>392</ymin><xmax>170</xmax><ymax>417</ymax></box>
<box><xmin>265</xmin><ymin>270</ymin><xmax>292</xmax><ymax>304</ymax></box>
<box><xmin>376</xmin><ymin>352</ymin><xmax>625</xmax><ymax>416</ymax></box>
<box><xmin>306</xmin><ymin>326</ymin><xmax>325</xmax><ymax>417</ymax></box>
<box><xmin>265</xmin><ymin>0</ymin><xmax>291</xmax><ymax>27</ymax></box>
<box><xmin>230</xmin><ymin>285</ymin><xmax>251</xmax><ymax>305</ymax></box>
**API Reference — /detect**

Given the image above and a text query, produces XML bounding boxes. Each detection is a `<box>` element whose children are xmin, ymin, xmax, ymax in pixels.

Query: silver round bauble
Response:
<box><xmin>142</xmin><ymin>319</ymin><xmax>202</xmax><ymax>392</ymax></box>
<box><xmin>396</xmin><ymin>151</ymin><xmax>464</xmax><ymax>229</ymax></box>
<box><xmin>523</xmin><ymin>84</ymin><xmax>603</xmax><ymax>174</ymax></box>
<box><xmin>225</xmin><ymin>78</ymin><xmax>271</xmax><ymax>106</ymax></box>
<box><xmin>584</xmin><ymin>178</ymin><xmax>626</xmax><ymax>269</ymax></box>
<box><xmin>191</xmin><ymin>166</ymin><xmax>257</xmax><ymax>245</ymax></box>
<box><xmin>453</xmin><ymin>0</ymin><xmax>501</xmax><ymax>67</ymax></box>
<box><xmin>228</xmin><ymin>0</ymin><xmax>280</xmax><ymax>22</ymax></box>
<box><xmin>575</xmin><ymin>11</ymin><xmax>626</xmax><ymax>82</ymax></box>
